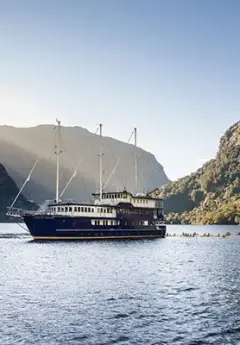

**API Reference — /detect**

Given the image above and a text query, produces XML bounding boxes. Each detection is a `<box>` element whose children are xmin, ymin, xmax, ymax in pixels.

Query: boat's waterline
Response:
<box><xmin>32</xmin><ymin>234</ymin><xmax>165</xmax><ymax>240</ymax></box>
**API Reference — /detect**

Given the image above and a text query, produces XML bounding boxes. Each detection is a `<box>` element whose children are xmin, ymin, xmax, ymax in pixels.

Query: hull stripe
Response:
<box><xmin>32</xmin><ymin>235</ymin><xmax>164</xmax><ymax>240</ymax></box>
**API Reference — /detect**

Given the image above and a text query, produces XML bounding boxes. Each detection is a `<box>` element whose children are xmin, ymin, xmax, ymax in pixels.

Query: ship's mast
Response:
<box><xmin>134</xmin><ymin>127</ymin><xmax>138</xmax><ymax>195</ymax></box>
<box><xmin>55</xmin><ymin>119</ymin><xmax>61</xmax><ymax>203</ymax></box>
<box><xmin>99</xmin><ymin>123</ymin><xmax>103</xmax><ymax>201</ymax></box>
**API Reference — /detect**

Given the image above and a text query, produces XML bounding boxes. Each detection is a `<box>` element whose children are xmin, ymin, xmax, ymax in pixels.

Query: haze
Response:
<box><xmin>0</xmin><ymin>0</ymin><xmax>239</xmax><ymax>180</ymax></box>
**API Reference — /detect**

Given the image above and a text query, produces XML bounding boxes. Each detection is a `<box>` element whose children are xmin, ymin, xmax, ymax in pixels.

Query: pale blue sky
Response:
<box><xmin>0</xmin><ymin>0</ymin><xmax>239</xmax><ymax>180</ymax></box>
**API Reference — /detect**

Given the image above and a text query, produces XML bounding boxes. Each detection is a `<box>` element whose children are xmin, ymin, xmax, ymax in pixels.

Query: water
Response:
<box><xmin>0</xmin><ymin>224</ymin><xmax>239</xmax><ymax>345</ymax></box>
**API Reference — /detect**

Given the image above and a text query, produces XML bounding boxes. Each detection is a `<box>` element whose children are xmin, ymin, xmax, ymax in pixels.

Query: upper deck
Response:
<box><xmin>92</xmin><ymin>190</ymin><xmax>163</xmax><ymax>209</ymax></box>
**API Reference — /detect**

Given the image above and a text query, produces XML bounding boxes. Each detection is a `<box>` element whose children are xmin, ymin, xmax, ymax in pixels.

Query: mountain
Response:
<box><xmin>0</xmin><ymin>163</ymin><xmax>36</xmax><ymax>221</ymax></box>
<box><xmin>151</xmin><ymin>121</ymin><xmax>240</xmax><ymax>225</ymax></box>
<box><xmin>0</xmin><ymin>124</ymin><xmax>169</xmax><ymax>204</ymax></box>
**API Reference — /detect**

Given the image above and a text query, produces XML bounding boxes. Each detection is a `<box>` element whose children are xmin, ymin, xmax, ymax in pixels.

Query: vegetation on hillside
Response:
<box><xmin>151</xmin><ymin>121</ymin><xmax>240</xmax><ymax>224</ymax></box>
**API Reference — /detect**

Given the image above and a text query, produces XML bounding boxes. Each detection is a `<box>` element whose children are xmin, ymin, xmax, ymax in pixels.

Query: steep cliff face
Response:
<box><xmin>0</xmin><ymin>163</ymin><xmax>36</xmax><ymax>221</ymax></box>
<box><xmin>0</xmin><ymin>124</ymin><xmax>169</xmax><ymax>203</ymax></box>
<box><xmin>152</xmin><ymin>121</ymin><xmax>240</xmax><ymax>224</ymax></box>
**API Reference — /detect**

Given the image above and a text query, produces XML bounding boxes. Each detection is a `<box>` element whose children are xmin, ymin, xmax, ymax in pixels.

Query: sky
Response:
<box><xmin>0</xmin><ymin>0</ymin><xmax>239</xmax><ymax>180</ymax></box>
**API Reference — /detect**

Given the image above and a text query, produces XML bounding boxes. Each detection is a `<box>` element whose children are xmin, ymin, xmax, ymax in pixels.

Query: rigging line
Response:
<box><xmin>7</xmin><ymin>158</ymin><xmax>40</xmax><ymax>213</ymax></box>
<box><xmin>95</xmin><ymin>125</ymin><xmax>100</xmax><ymax>135</ymax></box>
<box><xmin>103</xmin><ymin>129</ymin><xmax>135</xmax><ymax>190</ymax></box>
<box><xmin>59</xmin><ymin>158</ymin><xmax>83</xmax><ymax>198</ymax></box>
<box><xmin>16</xmin><ymin>222</ymin><xmax>29</xmax><ymax>233</ymax></box>
<box><xmin>59</xmin><ymin>125</ymin><xmax>100</xmax><ymax>199</ymax></box>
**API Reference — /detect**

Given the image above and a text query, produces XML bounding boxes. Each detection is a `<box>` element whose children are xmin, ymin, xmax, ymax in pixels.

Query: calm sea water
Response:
<box><xmin>0</xmin><ymin>224</ymin><xmax>239</xmax><ymax>345</ymax></box>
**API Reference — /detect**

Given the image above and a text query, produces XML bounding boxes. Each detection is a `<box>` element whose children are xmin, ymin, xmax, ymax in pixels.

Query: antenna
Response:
<box><xmin>55</xmin><ymin>119</ymin><xmax>61</xmax><ymax>203</ymax></box>
<box><xmin>134</xmin><ymin>127</ymin><xmax>138</xmax><ymax>195</ymax></box>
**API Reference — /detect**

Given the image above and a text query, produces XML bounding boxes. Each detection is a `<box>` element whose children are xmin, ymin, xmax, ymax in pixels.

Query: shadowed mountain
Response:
<box><xmin>151</xmin><ymin>121</ymin><xmax>240</xmax><ymax>224</ymax></box>
<box><xmin>0</xmin><ymin>163</ymin><xmax>36</xmax><ymax>221</ymax></box>
<box><xmin>0</xmin><ymin>125</ymin><xmax>169</xmax><ymax>204</ymax></box>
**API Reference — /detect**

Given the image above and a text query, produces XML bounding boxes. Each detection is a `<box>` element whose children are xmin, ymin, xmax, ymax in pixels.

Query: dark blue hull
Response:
<box><xmin>23</xmin><ymin>215</ymin><xmax>166</xmax><ymax>240</ymax></box>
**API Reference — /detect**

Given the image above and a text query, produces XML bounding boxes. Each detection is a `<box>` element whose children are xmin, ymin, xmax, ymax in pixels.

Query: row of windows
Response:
<box><xmin>103</xmin><ymin>193</ymin><xmax>128</xmax><ymax>199</ymax></box>
<box><xmin>92</xmin><ymin>220</ymin><xmax>119</xmax><ymax>226</ymax></box>
<box><xmin>91</xmin><ymin>220</ymin><xmax>148</xmax><ymax>226</ymax></box>
<box><xmin>134</xmin><ymin>199</ymin><xmax>149</xmax><ymax>204</ymax></box>
<box><xmin>133</xmin><ymin>221</ymin><xmax>148</xmax><ymax>226</ymax></box>
<box><xmin>118</xmin><ymin>209</ymin><xmax>152</xmax><ymax>215</ymax></box>
<box><xmin>50</xmin><ymin>206</ymin><xmax>114</xmax><ymax>214</ymax></box>
<box><xmin>102</xmin><ymin>194</ymin><xmax>150</xmax><ymax>204</ymax></box>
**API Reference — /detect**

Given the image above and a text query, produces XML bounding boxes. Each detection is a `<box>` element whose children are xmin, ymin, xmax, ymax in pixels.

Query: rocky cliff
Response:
<box><xmin>151</xmin><ymin>121</ymin><xmax>240</xmax><ymax>224</ymax></box>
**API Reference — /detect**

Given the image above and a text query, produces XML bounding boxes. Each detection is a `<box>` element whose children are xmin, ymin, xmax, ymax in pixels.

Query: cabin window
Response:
<box><xmin>65</xmin><ymin>207</ymin><xmax>68</xmax><ymax>212</ymax></box>
<box><xmin>77</xmin><ymin>207</ymin><xmax>80</xmax><ymax>212</ymax></box>
<box><xmin>84</xmin><ymin>207</ymin><xmax>87</xmax><ymax>212</ymax></box>
<box><xmin>57</xmin><ymin>207</ymin><xmax>60</xmax><ymax>212</ymax></box>
<box><xmin>69</xmin><ymin>207</ymin><xmax>72</xmax><ymax>212</ymax></box>
<box><xmin>88</xmin><ymin>207</ymin><xmax>91</xmax><ymax>212</ymax></box>
<box><xmin>74</xmin><ymin>207</ymin><xmax>77</xmax><ymax>212</ymax></box>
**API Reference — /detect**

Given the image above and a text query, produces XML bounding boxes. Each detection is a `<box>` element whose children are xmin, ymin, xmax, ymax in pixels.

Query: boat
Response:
<box><xmin>7</xmin><ymin>120</ymin><xmax>166</xmax><ymax>240</ymax></box>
